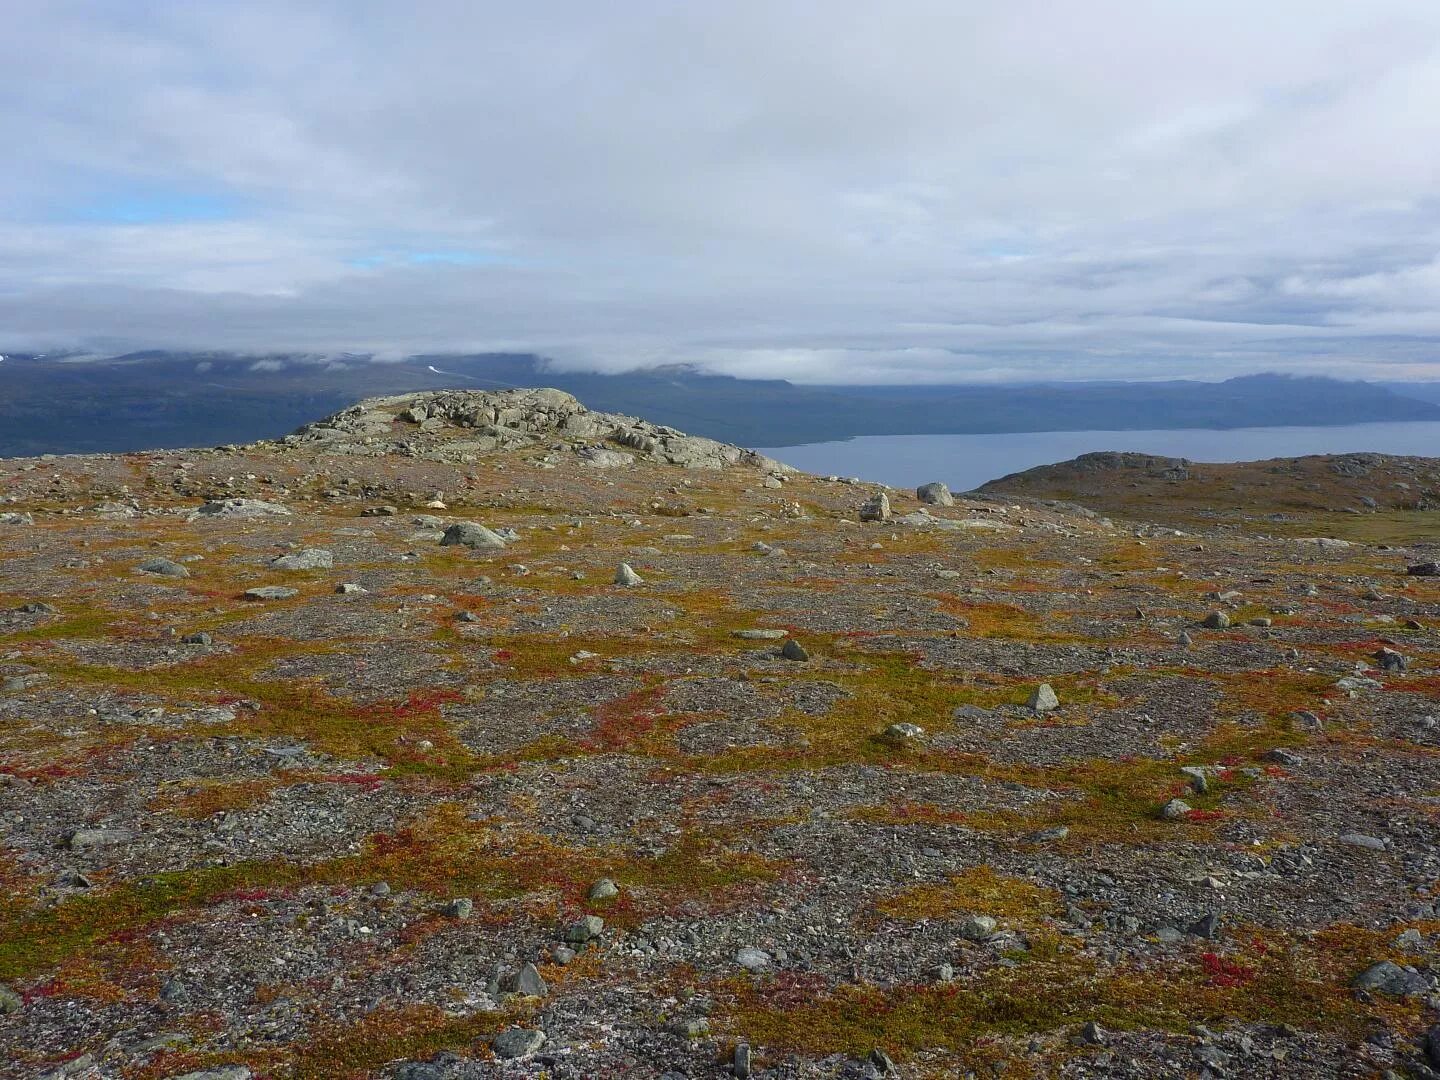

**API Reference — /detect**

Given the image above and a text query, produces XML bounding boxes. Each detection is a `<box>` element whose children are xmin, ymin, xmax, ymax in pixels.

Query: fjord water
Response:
<box><xmin>757</xmin><ymin>421</ymin><xmax>1440</xmax><ymax>493</ymax></box>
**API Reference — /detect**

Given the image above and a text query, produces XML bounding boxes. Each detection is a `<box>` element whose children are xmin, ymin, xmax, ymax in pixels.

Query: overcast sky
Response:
<box><xmin>6</xmin><ymin>2</ymin><xmax>1440</xmax><ymax>383</ymax></box>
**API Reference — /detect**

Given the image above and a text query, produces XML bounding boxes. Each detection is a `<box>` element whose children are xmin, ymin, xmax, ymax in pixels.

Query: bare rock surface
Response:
<box><xmin>0</xmin><ymin>389</ymin><xmax>1439</xmax><ymax>1077</ymax></box>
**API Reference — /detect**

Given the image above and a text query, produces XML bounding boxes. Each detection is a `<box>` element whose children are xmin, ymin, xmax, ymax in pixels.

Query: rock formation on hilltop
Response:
<box><xmin>285</xmin><ymin>387</ymin><xmax>790</xmax><ymax>472</ymax></box>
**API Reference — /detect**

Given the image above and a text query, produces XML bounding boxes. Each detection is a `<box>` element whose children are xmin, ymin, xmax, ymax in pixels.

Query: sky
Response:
<box><xmin>5</xmin><ymin>2</ymin><xmax>1440</xmax><ymax>384</ymax></box>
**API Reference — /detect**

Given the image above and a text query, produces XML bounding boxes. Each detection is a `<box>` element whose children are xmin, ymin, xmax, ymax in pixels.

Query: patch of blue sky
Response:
<box><xmin>61</xmin><ymin>182</ymin><xmax>245</xmax><ymax>225</ymax></box>
<box><xmin>347</xmin><ymin>249</ymin><xmax>513</xmax><ymax>269</ymax></box>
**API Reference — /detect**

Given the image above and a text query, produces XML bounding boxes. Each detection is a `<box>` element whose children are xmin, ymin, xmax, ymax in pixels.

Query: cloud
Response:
<box><xmin>4</xmin><ymin>1</ymin><xmax>1440</xmax><ymax>382</ymax></box>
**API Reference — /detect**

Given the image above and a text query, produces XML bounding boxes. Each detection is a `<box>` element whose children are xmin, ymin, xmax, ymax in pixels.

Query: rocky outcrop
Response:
<box><xmin>284</xmin><ymin>387</ymin><xmax>789</xmax><ymax>472</ymax></box>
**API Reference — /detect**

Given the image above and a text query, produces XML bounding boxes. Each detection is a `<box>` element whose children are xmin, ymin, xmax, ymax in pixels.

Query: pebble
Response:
<box><xmin>780</xmin><ymin>638</ymin><xmax>809</xmax><ymax>661</ymax></box>
<box><xmin>614</xmin><ymin>562</ymin><xmax>643</xmax><ymax>586</ymax></box>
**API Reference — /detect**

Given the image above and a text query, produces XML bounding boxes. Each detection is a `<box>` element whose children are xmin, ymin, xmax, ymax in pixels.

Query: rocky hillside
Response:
<box><xmin>2</xmin><ymin>394</ymin><xmax>1440</xmax><ymax>1078</ymax></box>
<box><xmin>982</xmin><ymin>450</ymin><xmax>1440</xmax><ymax>542</ymax></box>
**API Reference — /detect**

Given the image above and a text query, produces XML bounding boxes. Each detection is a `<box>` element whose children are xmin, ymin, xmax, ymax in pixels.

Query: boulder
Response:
<box><xmin>859</xmin><ymin>492</ymin><xmax>891</xmax><ymax>522</ymax></box>
<box><xmin>439</xmin><ymin>522</ymin><xmax>507</xmax><ymax>549</ymax></box>
<box><xmin>270</xmin><ymin>548</ymin><xmax>334</xmax><ymax>570</ymax></box>
<box><xmin>916</xmin><ymin>482</ymin><xmax>954</xmax><ymax>506</ymax></box>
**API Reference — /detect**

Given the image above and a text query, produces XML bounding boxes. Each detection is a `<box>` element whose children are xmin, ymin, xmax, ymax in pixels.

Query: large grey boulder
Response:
<box><xmin>136</xmin><ymin>557</ymin><xmax>190</xmax><ymax>578</ymax></box>
<box><xmin>270</xmin><ymin>548</ymin><xmax>334</xmax><ymax>570</ymax></box>
<box><xmin>439</xmin><ymin>522</ymin><xmax>508</xmax><ymax>549</ymax></box>
<box><xmin>188</xmin><ymin>498</ymin><xmax>291</xmax><ymax>519</ymax></box>
<box><xmin>916</xmin><ymin>482</ymin><xmax>954</xmax><ymax>506</ymax></box>
<box><xmin>1353</xmin><ymin>960</ymin><xmax>1429</xmax><ymax>996</ymax></box>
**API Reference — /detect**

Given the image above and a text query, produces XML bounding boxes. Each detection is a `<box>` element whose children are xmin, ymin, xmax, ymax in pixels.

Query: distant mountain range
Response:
<box><xmin>1</xmin><ymin>350</ymin><xmax>1438</xmax><ymax>457</ymax></box>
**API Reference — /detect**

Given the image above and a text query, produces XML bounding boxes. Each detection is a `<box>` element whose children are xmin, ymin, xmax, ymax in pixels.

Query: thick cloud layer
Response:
<box><xmin>5</xmin><ymin>1</ymin><xmax>1440</xmax><ymax>382</ymax></box>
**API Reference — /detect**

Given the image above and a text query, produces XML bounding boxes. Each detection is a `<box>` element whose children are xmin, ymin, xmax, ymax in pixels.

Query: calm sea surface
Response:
<box><xmin>756</xmin><ymin>421</ymin><xmax>1440</xmax><ymax>493</ymax></box>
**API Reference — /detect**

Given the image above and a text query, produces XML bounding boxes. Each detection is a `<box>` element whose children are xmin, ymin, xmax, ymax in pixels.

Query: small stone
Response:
<box><xmin>0</xmin><ymin>983</ymin><xmax>21</xmax><ymax>1014</ymax></box>
<box><xmin>858</xmin><ymin>492</ymin><xmax>891</xmax><ymax>522</ymax></box>
<box><xmin>868</xmin><ymin>1048</ymin><xmax>898</xmax><ymax>1074</ymax></box>
<box><xmin>550</xmin><ymin>945</ymin><xmax>576</xmax><ymax>965</ymax></box>
<box><xmin>916</xmin><ymin>482</ymin><xmax>954</xmax><ymax>506</ymax></box>
<box><xmin>736</xmin><ymin>946</ymin><xmax>771</xmax><ymax>971</ymax></box>
<box><xmin>671</xmin><ymin>1017</ymin><xmax>710</xmax><ymax>1039</ymax></box>
<box><xmin>1425</xmin><ymin>1023</ymin><xmax>1440</xmax><ymax>1067</ymax></box>
<box><xmin>1178</xmin><ymin>630</ymin><xmax>1193</xmax><ymax>647</ymax></box>
<box><xmin>1187</xmin><ymin>912</ymin><xmax>1221</xmax><ymax>939</ymax></box>
<box><xmin>1202</xmin><ymin>611</ymin><xmax>1230</xmax><ymax>629</ymax></box>
<box><xmin>180</xmin><ymin>632</ymin><xmax>213</xmax><ymax>646</ymax></box>
<box><xmin>68</xmin><ymin>827</ymin><xmax>135</xmax><ymax>850</ymax></box>
<box><xmin>1265</xmin><ymin>748</ymin><xmax>1302</xmax><ymax>767</ymax></box>
<box><xmin>442</xmin><ymin>897</ymin><xmax>472</xmax><ymax>921</ymax></box>
<box><xmin>1155</xmin><ymin>925</ymin><xmax>1184</xmax><ymax>943</ymax></box>
<box><xmin>1159</xmin><ymin>798</ymin><xmax>1193</xmax><ymax>820</ymax></box>
<box><xmin>1027</xmin><ymin>683</ymin><xmax>1059</xmax><ymax>713</ymax></box>
<box><xmin>455</xmin><ymin>610</ymin><xmax>480</xmax><ymax>622</ymax></box>
<box><xmin>136</xmin><ymin>557</ymin><xmax>190</xmax><ymax>578</ymax></box>
<box><xmin>1373</xmin><ymin>647</ymin><xmax>1408</xmax><ymax>672</ymax></box>
<box><xmin>959</xmin><ymin>914</ymin><xmax>998</xmax><ymax>941</ymax></box>
<box><xmin>507</xmin><ymin>962</ymin><xmax>548</xmax><ymax>998</ymax></box>
<box><xmin>883</xmin><ymin>722</ymin><xmax>924</xmax><ymax>742</ymax></box>
<box><xmin>1395</xmin><ymin>928</ymin><xmax>1425</xmax><ymax>952</ymax></box>
<box><xmin>587</xmin><ymin>878</ymin><xmax>620</xmax><ymax>901</ymax></box>
<box><xmin>335</xmin><ymin>583</ymin><xmax>367</xmax><ymax>594</ymax></box>
<box><xmin>243</xmin><ymin>586</ymin><xmax>298</xmax><ymax>601</ymax></box>
<box><xmin>1339</xmin><ymin>832</ymin><xmax>1389</xmax><ymax>851</ymax></box>
<box><xmin>270</xmin><ymin>548</ymin><xmax>333</xmax><ymax>570</ymax></box>
<box><xmin>1407</xmin><ymin>561</ymin><xmax>1440</xmax><ymax>577</ymax></box>
<box><xmin>491</xmin><ymin>1028</ymin><xmax>546</xmax><ymax>1060</ymax></box>
<box><xmin>614</xmin><ymin>562</ymin><xmax>643</xmax><ymax>586</ymax></box>
<box><xmin>1353</xmin><ymin>960</ymin><xmax>1429</xmax><ymax>996</ymax></box>
<box><xmin>935</xmin><ymin>962</ymin><xmax>954</xmax><ymax>982</ymax></box>
<box><xmin>1180</xmin><ymin>766</ymin><xmax>1209</xmax><ymax>794</ymax></box>
<box><xmin>1028</xmin><ymin>825</ymin><xmax>1070</xmax><ymax>843</ymax></box>
<box><xmin>734</xmin><ymin>1042</ymin><xmax>753</xmax><ymax>1078</ymax></box>
<box><xmin>1076</xmin><ymin>1020</ymin><xmax>1107</xmax><ymax>1046</ymax></box>
<box><xmin>566</xmin><ymin>914</ymin><xmax>605</xmax><ymax>944</ymax></box>
<box><xmin>780</xmin><ymin>638</ymin><xmax>809</xmax><ymax>661</ymax></box>
<box><xmin>734</xmin><ymin>628</ymin><xmax>787</xmax><ymax>640</ymax></box>
<box><xmin>159</xmin><ymin>978</ymin><xmax>189</xmax><ymax>1004</ymax></box>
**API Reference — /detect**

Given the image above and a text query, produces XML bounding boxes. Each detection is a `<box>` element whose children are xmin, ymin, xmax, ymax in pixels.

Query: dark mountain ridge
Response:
<box><xmin>1</xmin><ymin>350</ymin><xmax>1437</xmax><ymax>457</ymax></box>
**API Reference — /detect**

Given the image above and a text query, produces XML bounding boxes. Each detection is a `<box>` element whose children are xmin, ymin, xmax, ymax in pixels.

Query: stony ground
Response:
<box><xmin>2</xmin><ymin>391</ymin><xmax>1440</xmax><ymax>1079</ymax></box>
